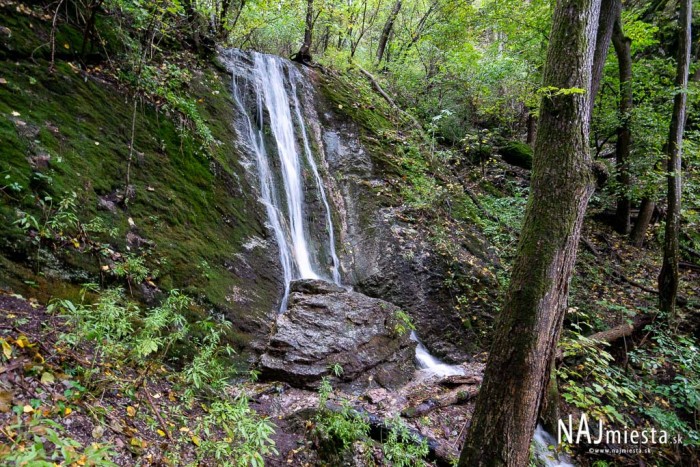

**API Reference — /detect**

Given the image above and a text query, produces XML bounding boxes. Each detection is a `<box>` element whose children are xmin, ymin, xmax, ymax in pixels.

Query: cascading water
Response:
<box><xmin>227</xmin><ymin>50</ymin><xmax>340</xmax><ymax>310</ymax></box>
<box><xmin>410</xmin><ymin>331</ymin><xmax>465</xmax><ymax>377</ymax></box>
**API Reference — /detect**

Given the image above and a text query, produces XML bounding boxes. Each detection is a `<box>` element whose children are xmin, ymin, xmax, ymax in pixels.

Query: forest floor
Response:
<box><xmin>2</xmin><ymin>191</ymin><xmax>698</xmax><ymax>466</ymax></box>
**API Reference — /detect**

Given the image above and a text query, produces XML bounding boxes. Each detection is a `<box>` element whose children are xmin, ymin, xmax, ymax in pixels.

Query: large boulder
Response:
<box><xmin>258</xmin><ymin>279</ymin><xmax>417</xmax><ymax>390</ymax></box>
<box><xmin>499</xmin><ymin>141</ymin><xmax>533</xmax><ymax>169</ymax></box>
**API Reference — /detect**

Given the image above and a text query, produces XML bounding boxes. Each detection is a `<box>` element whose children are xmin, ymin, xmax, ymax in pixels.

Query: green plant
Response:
<box><xmin>0</xmin><ymin>409</ymin><xmax>116</xmax><ymax>466</ymax></box>
<box><xmin>382</xmin><ymin>415</ymin><xmax>429</xmax><ymax>467</ymax></box>
<box><xmin>112</xmin><ymin>254</ymin><xmax>153</xmax><ymax>294</ymax></box>
<box><xmin>180</xmin><ymin>320</ymin><xmax>236</xmax><ymax>401</ymax></box>
<box><xmin>193</xmin><ymin>398</ymin><xmax>277</xmax><ymax>467</ymax></box>
<box><xmin>314</xmin><ymin>378</ymin><xmax>370</xmax><ymax>454</ymax></box>
<box><xmin>14</xmin><ymin>192</ymin><xmax>80</xmax><ymax>272</ymax></box>
<box><xmin>328</xmin><ymin>363</ymin><xmax>344</xmax><ymax>377</ymax></box>
<box><xmin>557</xmin><ymin>331</ymin><xmax>638</xmax><ymax>425</ymax></box>
<box><xmin>393</xmin><ymin>309</ymin><xmax>416</xmax><ymax>336</ymax></box>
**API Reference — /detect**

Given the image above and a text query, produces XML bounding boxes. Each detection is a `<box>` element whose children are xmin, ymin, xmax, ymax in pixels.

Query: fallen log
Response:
<box><xmin>556</xmin><ymin>314</ymin><xmax>653</xmax><ymax>362</ymax></box>
<box><xmin>437</xmin><ymin>374</ymin><xmax>482</xmax><ymax>387</ymax></box>
<box><xmin>402</xmin><ymin>384</ymin><xmax>479</xmax><ymax>419</ymax></box>
<box><xmin>355</xmin><ymin>65</ymin><xmax>425</xmax><ymax>135</ymax></box>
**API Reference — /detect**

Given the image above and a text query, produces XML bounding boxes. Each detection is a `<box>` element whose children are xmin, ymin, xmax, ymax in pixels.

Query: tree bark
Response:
<box><xmin>377</xmin><ymin>0</ymin><xmax>402</xmax><ymax>63</ymax></box>
<box><xmin>293</xmin><ymin>0</ymin><xmax>314</xmax><ymax>63</ymax></box>
<box><xmin>659</xmin><ymin>0</ymin><xmax>692</xmax><ymax>315</ymax></box>
<box><xmin>457</xmin><ymin>0</ymin><xmax>600</xmax><ymax>464</ymax></box>
<box><xmin>589</xmin><ymin>0</ymin><xmax>620</xmax><ymax>118</ymax></box>
<box><xmin>612</xmin><ymin>12</ymin><xmax>633</xmax><ymax>234</ymax></box>
<box><xmin>630</xmin><ymin>197</ymin><xmax>655</xmax><ymax>246</ymax></box>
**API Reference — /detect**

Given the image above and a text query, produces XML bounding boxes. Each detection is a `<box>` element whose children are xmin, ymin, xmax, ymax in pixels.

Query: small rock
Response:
<box><xmin>97</xmin><ymin>197</ymin><xmax>117</xmax><ymax>213</ymax></box>
<box><xmin>92</xmin><ymin>425</ymin><xmax>105</xmax><ymax>439</ymax></box>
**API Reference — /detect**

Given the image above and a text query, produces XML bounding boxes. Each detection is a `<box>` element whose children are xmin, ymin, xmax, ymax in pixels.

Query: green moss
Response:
<box><xmin>0</xmin><ymin>9</ymin><xmax>275</xmax><ymax>341</ymax></box>
<box><xmin>499</xmin><ymin>141</ymin><xmax>533</xmax><ymax>170</ymax></box>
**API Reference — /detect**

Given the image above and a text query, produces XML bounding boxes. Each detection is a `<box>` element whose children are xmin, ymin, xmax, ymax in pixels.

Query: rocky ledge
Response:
<box><xmin>258</xmin><ymin>279</ymin><xmax>417</xmax><ymax>390</ymax></box>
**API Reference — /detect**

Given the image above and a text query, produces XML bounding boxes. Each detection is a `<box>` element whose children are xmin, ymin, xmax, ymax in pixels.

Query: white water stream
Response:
<box><xmin>229</xmin><ymin>51</ymin><xmax>340</xmax><ymax>309</ymax></box>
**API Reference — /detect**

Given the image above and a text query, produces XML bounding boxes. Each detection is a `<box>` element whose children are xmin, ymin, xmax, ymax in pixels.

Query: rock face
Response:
<box><xmin>259</xmin><ymin>280</ymin><xmax>417</xmax><ymax>390</ymax></box>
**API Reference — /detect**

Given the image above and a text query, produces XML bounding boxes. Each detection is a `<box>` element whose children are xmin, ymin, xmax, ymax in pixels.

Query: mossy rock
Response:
<box><xmin>499</xmin><ymin>141</ymin><xmax>533</xmax><ymax>170</ymax></box>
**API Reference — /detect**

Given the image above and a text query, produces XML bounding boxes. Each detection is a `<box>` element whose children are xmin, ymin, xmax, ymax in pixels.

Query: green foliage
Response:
<box><xmin>13</xmin><ymin>192</ymin><xmax>79</xmax><ymax>272</ymax></box>
<box><xmin>112</xmin><ymin>254</ymin><xmax>153</xmax><ymax>292</ymax></box>
<box><xmin>0</xmin><ymin>409</ymin><xmax>116</xmax><ymax>466</ymax></box>
<box><xmin>627</xmin><ymin>324</ymin><xmax>700</xmax><ymax>446</ymax></box>
<box><xmin>52</xmin><ymin>287</ymin><xmax>188</xmax><ymax>363</ymax></box>
<box><xmin>193</xmin><ymin>398</ymin><xmax>278</xmax><ymax>467</ymax></box>
<box><xmin>381</xmin><ymin>415</ymin><xmax>429</xmax><ymax>467</ymax></box>
<box><xmin>313</xmin><ymin>379</ymin><xmax>429</xmax><ymax>464</ymax></box>
<box><xmin>558</xmin><ymin>332</ymin><xmax>638</xmax><ymax>425</ymax></box>
<box><xmin>393</xmin><ymin>309</ymin><xmax>416</xmax><ymax>336</ymax></box>
<box><xmin>314</xmin><ymin>378</ymin><xmax>370</xmax><ymax>453</ymax></box>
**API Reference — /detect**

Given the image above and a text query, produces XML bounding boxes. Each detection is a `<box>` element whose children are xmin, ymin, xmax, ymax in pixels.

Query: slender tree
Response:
<box><xmin>294</xmin><ymin>0</ymin><xmax>315</xmax><ymax>63</ymax></box>
<box><xmin>630</xmin><ymin>197</ymin><xmax>656</xmax><ymax>246</ymax></box>
<box><xmin>377</xmin><ymin>0</ymin><xmax>402</xmax><ymax>63</ymax></box>
<box><xmin>659</xmin><ymin>0</ymin><xmax>692</xmax><ymax>314</ymax></box>
<box><xmin>457</xmin><ymin>0</ymin><xmax>600</xmax><ymax>464</ymax></box>
<box><xmin>612</xmin><ymin>11</ymin><xmax>633</xmax><ymax>234</ymax></box>
<box><xmin>590</xmin><ymin>0</ymin><xmax>621</xmax><ymax>116</ymax></box>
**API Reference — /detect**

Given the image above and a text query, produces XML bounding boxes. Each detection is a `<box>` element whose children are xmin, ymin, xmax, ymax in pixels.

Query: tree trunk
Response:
<box><xmin>377</xmin><ymin>0</ymin><xmax>402</xmax><ymax>63</ymax></box>
<box><xmin>457</xmin><ymin>0</ymin><xmax>599</xmax><ymax>464</ymax></box>
<box><xmin>294</xmin><ymin>0</ymin><xmax>314</xmax><ymax>63</ymax></box>
<box><xmin>526</xmin><ymin>109</ymin><xmax>537</xmax><ymax>145</ymax></box>
<box><xmin>659</xmin><ymin>0</ymin><xmax>692</xmax><ymax>315</ymax></box>
<box><xmin>612</xmin><ymin>12</ymin><xmax>632</xmax><ymax>234</ymax></box>
<box><xmin>589</xmin><ymin>0</ymin><xmax>620</xmax><ymax>118</ymax></box>
<box><xmin>630</xmin><ymin>197</ymin><xmax>655</xmax><ymax>247</ymax></box>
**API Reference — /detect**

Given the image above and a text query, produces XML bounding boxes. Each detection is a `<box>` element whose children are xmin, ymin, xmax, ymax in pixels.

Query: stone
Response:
<box><xmin>259</xmin><ymin>279</ymin><xmax>417</xmax><ymax>390</ymax></box>
<box><xmin>499</xmin><ymin>141</ymin><xmax>533</xmax><ymax>170</ymax></box>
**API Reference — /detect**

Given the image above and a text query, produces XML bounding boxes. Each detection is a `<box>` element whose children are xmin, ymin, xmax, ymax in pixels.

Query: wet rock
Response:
<box><xmin>259</xmin><ymin>279</ymin><xmax>416</xmax><ymax>390</ymax></box>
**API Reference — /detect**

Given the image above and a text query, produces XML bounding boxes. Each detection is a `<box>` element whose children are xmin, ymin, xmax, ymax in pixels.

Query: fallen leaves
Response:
<box><xmin>40</xmin><ymin>371</ymin><xmax>55</xmax><ymax>384</ymax></box>
<box><xmin>126</xmin><ymin>406</ymin><xmax>136</xmax><ymax>417</ymax></box>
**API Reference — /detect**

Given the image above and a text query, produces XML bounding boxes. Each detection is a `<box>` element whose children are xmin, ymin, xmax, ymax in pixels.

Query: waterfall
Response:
<box><xmin>410</xmin><ymin>332</ymin><xmax>465</xmax><ymax>377</ymax></box>
<box><xmin>532</xmin><ymin>425</ymin><xmax>575</xmax><ymax>467</ymax></box>
<box><xmin>227</xmin><ymin>50</ymin><xmax>341</xmax><ymax>310</ymax></box>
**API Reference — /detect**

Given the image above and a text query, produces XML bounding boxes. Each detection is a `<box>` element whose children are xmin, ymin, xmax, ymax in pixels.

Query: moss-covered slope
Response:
<box><xmin>0</xmin><ymin>5</ymin><xmax>279</xmax><ymax>345</ymax></box>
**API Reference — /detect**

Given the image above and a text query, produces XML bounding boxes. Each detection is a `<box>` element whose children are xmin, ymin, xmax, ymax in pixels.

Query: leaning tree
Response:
<box><xmin>458</xmin><ymin>0</ymin><xmax>602</xmax><ymax>464</ymax></box>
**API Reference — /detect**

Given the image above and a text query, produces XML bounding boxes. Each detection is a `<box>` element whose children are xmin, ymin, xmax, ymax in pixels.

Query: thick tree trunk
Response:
<box><xmin>659</xmin><ymin>0</ymin><xmax>692</xmax><ymax>315</ymax></box>
<box><xmin>377</xmin><ymin>0</ymin><xmax>402</xmax><ymax>63</ymax></box>
<box><xmin>612</xmin><ymin>14</ymin><xmax>633</xmax><ymax>234</ymax></box>
<box><xmin>630</xmin><ymin>197</ymin><xmax>655</xmax><ymax>246</ymax></box>
<box><xmin>589</xmin><ymin>0</ymin><xmax>620</xmax><ymax>118</ymax></box>
<box><xmin>457</xmin><ymin>0</ymin><xmax>599</xmax><ymax>465</ymax></box>
<box><xmin>294</xmin><ymin>0</ymin><xmax>314</xmax><ymax>63</ymax></box>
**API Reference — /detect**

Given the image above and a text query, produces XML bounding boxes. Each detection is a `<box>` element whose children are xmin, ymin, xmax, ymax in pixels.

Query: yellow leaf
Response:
<box><xmin>157</xmin><ymin>429</ymin><xmax>166</xmax><ymax>437</ymax></box>
<box><xmin>23</xmin><ymin>404</ymin><xmax>34</xmax><ymax>413</ymax></box>
<box><xmin>71</xmin><ymin>238</ymin><xmax>80</xmax><ymax>248</ymax></box>
<box><xmin>64</xmin><ymin>407</ymin><xmax>72</xmax><ymax>416</ymax></box>
<box><xmin>1</xmin><ymin>339</ymin><xmax>11</xmax><ymax>359</ymax></box>
<box><xmin>126</xmin><ymin>406</ymin><xmax>136</xmax><ymax>417</ymax></box>
<box><xmin>63</xmin><ymin>43</ymin><xmax>69</xmax><ymax>49</ymax></box>
<box><xmin>40</xmin><ymin>372</ymin><xmax>55</xmax><ymax>384</ymax></box>
<box><xmin>15</xmin><ymin>335</ymin><xmax>33</xmax><ymax>349</ymax></box>
<box><xmin>191</xmin><ymin>435</ymin><xmax>201</xmax><ymax>446</ymax></box>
